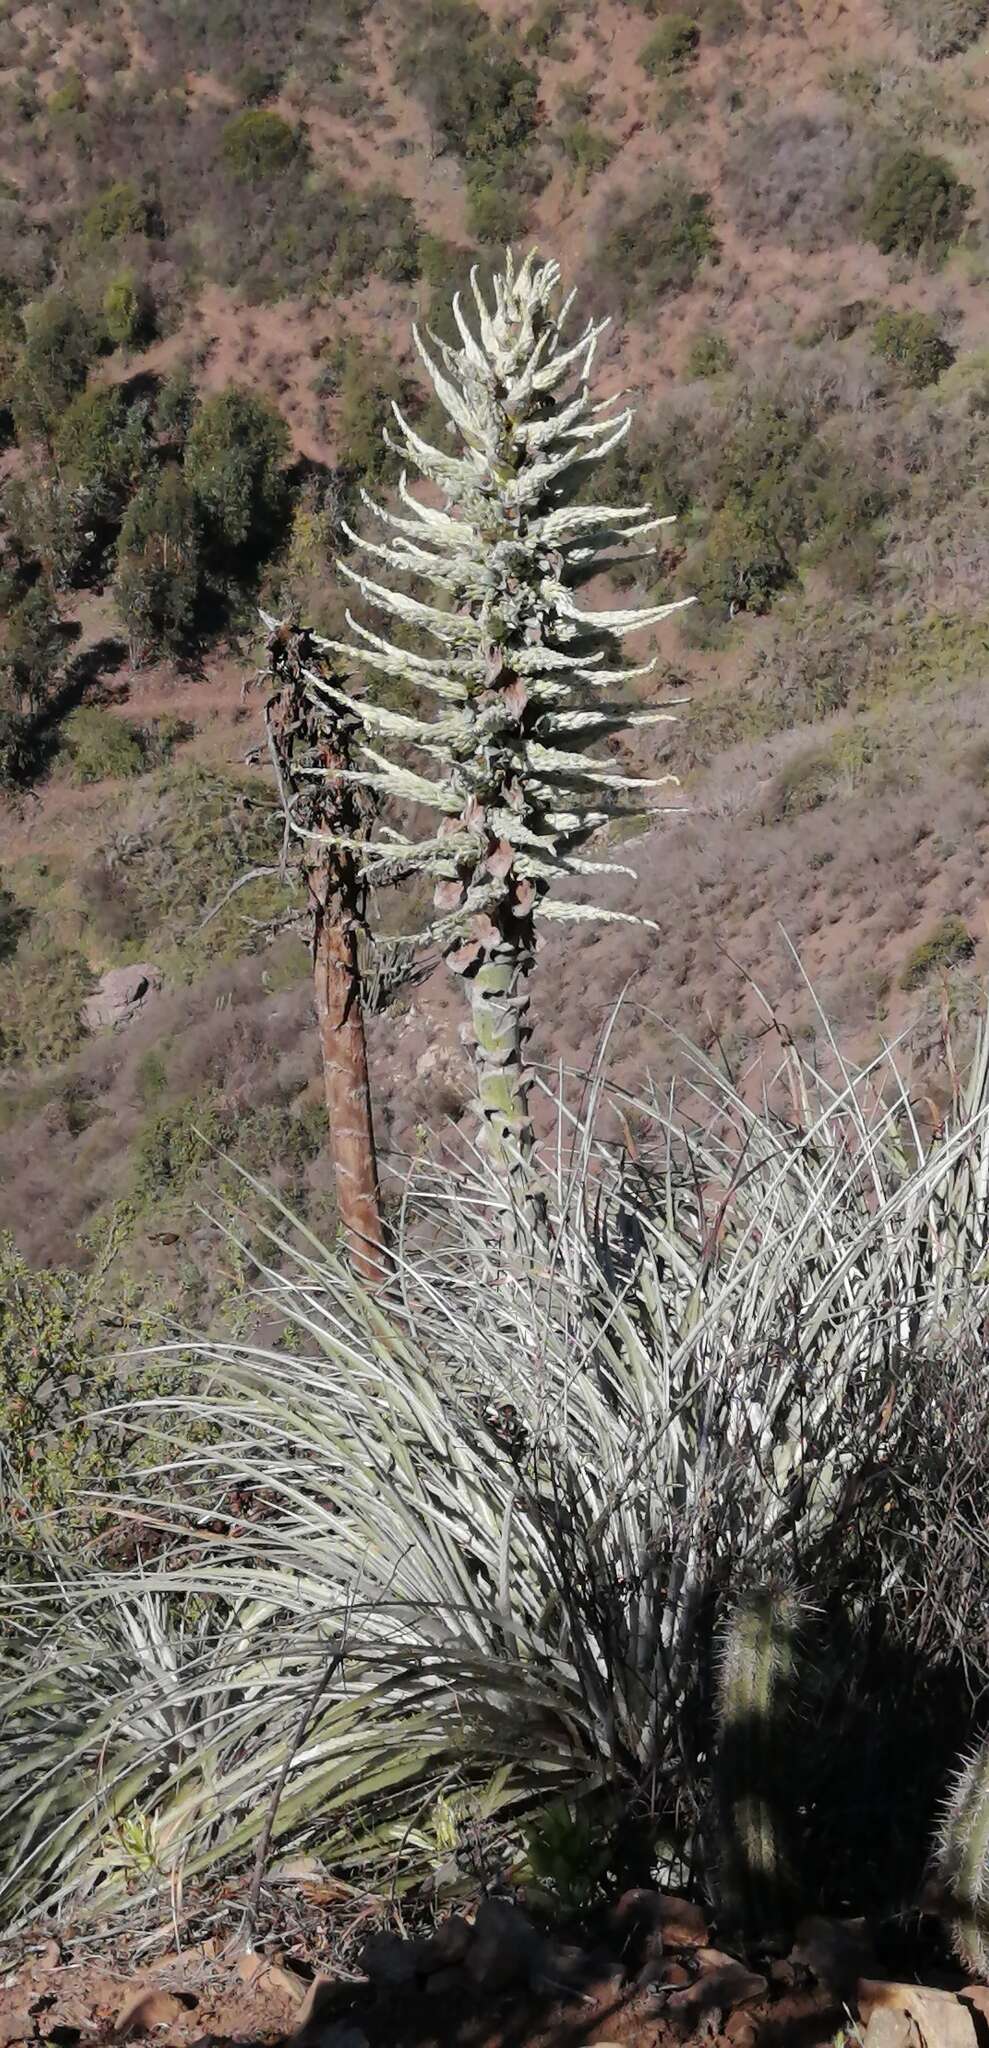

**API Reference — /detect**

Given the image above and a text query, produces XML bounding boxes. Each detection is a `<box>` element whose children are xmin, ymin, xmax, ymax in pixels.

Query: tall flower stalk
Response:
<box><xmin>307</xmin><ymin>250</ymin><xmax>691</xmax><ymax>1223</ymax></box>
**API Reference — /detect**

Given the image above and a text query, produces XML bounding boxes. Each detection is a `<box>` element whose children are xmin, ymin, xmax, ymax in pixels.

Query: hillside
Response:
<box><xmin>2</xmin><ymin>0</ymin><xmax>989</xmax><ymax>1320</ymax></box>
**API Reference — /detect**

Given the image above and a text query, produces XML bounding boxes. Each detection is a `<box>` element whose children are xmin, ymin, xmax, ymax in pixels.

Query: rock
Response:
<box><xmin>358</xmin><ymin>1933</ymin><xmax>420</xmax><ymax>1989</ymax></box>
<box><xmin>862</xmin><ymin>2014</ymin><xmax>916</xmax><ymax>2048</ymax></box>
<box><xmin>725</xmin><ymin>2015</ymin><xmax>758</xmax><ymax>2048</ymax></box>
<box><xmin>791</xmin><ymin>1916</ymin><xmax>880</xmax><ymax>1994</ymax></box>
<box><xmin>609</xmin><ymin>1889</ymin><xmax>709</xmax><ymax>1954</ymax></box>
<box><xmin>858</xmin><ymin>1982</ymin><xmax>978</xmax><ymax>2048</ymax></box>
<box><xmin>529</xmin><ymin>1942</ymin><xmax>600</xmax><ymax>1994</ymax></box>
<box><xmin>114</xmin><ymin>1990</ymin><xmax>188</xmax><ymax>2037</ymax></box>
<box><xmin>636</xmin><ymin>1958</ymin><xmax>691</xmax><ymax>1993</ymax></box>
<box><xmin>464</xmin><ymin>1899</ymin><xmax>543</xmax><ymax>1993</ymax></box>
<box><xmin>696</xmin><ymin>1949</ymin><xmax>747</xmax><ymax>1972</ymax></box>
<box><xmin>960</xmin><ymin>1988</ymin><xmax>989</xmax><ymax>2021</ymax></box>
<box><xmin>235</xmin><ymin>1952</ymin><xmax>305</xmax><ymax>2008</ymax></box>
<box><xmin>418</xmin><ymin>1918</ymin><xmax>471</xmax><ymax>1974</ymax></box>
<box><xmin>293</xmin><ymin>1975</ymin><xmax>353</xmax><ymax>2042</ymax></box>
<box><xmin>83</xmin><ymin>965</ymin><xmax>163</xmax><ymax>1033</ymax></box>
<box><xmin>426</xmin><ymin>1968</ymin><xmax>466</xmax><ymax>1999</ymax></box>
<box><xmin>667</xmin><ymin>1966</ymin><xmax>768</xmax><ymax>2016</ymax></box>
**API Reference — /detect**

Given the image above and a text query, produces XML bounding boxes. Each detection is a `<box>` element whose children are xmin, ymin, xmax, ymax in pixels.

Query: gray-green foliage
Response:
<box><xmin>305</xmin><ymin>249</ymin><xmax>689</xmax><ymax>1206</ymax></box>
<box><xmin>715</xmin><ymin>1587</ymin><xmax>802</xmax><ymax>1939</ymax></box>
<box><xmin>935</xmin><ymin>1734</ymin><xmax>989</xmax><ymax>1977</ymax></box>
<box><xmin>5</xmin><ymin>1009</ymin><xmax>989</xmax><ymax>1927</ymax></box>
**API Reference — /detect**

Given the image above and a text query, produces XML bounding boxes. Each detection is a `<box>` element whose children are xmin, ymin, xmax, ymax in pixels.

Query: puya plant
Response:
<box><xmin>299</xmin><ymin>248</ymin><xmax>691</xmax><ymax>1230</ymax></box>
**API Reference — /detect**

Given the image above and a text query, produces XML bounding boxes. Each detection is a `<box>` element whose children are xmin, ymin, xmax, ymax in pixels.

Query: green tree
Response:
<box><xmin>103</xmin><ymin>268</ymin><xmax>153</xmax><ymax>349</ymax></box>
<box><xmin>184</xmin><ymin>386</ymin><xmax>289</xmax><ymax>552</ymax></box>
<box><xmin>13</xmin><ymin>293</ymin><xmax>96</xmax><ymax>442</ymax></box>
<box><xmin>0</xmin><ymin>583</ymin><xmax>64</xmax><ymax>782</ymax></box>
<box><xmin>308</xmin><ymin>251</ymin><xmax>690</xmax><ymax>1230</ymax></box>
<box><xmin>220</xmin><ymin>109</ymin><xmax>298</xmax><ymax>182</ymax></box>
<box><xmin>639</xmin><ymin>15</ymin><xmax>701</xmax><ymax>74</ymax></box>
<box><xmin>871</xmin><ymin>307</ymin><xmax>953</xmax><ymax>387</ymax></box>
<box><xmin>55</xmin><ymin>386</ymin><xmax>147</xmax><ymax>512</ymax></box>
<box><xmin>115</xmin><ymin>464</ymin><xmax>201</xmax><ymax>660</ymax></box>
<box><xmin>397</xmin><ymin>0</ymin><xmax>540</xmax><ymax>162</ymax></box>
<box><xmin>82</xmin><ymin>178</ymin><xmax>147</xmax><ymax>247</ymax></box>
<box><xmin>864</xmin><ymin>148</ymin><xmax>972</xmax><ymax>258</ymax></box>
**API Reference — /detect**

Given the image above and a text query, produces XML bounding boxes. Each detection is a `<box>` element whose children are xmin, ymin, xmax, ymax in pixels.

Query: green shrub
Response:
<box><xmin>324</xmin><ymin>185</ymin><xmax>421</xmax><ymax>291</ymax></box>
<box><xmin>524</xmin><ymin>0</ymin><xmax>571</xmax><ymax>50</ymax></box>
<box><xmin>184</xmin><ymin>386</ymin><xmax>289</xmax><ymax>551</ymax></box>
<box><xmin>396</xmin><ymin>0</ymin><xmax>540</xmax><ymax>164</ymax></box>
<box><xmin>639</xmin><ymin>13</ymin><xmax>700</xmax><ymax>74</ymax></box>
<box><xmin>153</xmin><ymin>367</ymin><xmax>197</xmax><ymax>445</ymax></box>
<box><xmin>55</xmin><ymin>385</ymin><xmax>147</xmax><ymax>508</ymax></box>
<box><xmin>220</xmin><ymin>109</ymin><xmax>298</xmax><ymax>182</ymax></box>
<box><xmin>47</xmin><ymin>67</ymin><xmax>86</xmax><ymax>117</ymax></box>
<box><xmin>635</xmin><ymin>0</ymin><xmax>745</xmax><ymax>29</ymax></box>
<box><xmin>14</xmin><ymin>293</ymin><xmax>96</xmax><ymax>437</ymax></box>
<box><xmin>899</xmin><ymin>915</ymin><xmax>975</xmax><ymax>990</ymax></box>
<box><xmin>234</xmin><ymin>60</ymin><xmax>281</xmax><ymax>103</ymax></box>
<box><xmin>0</xmin><ymin>929</ymin><xmax>93</xmax><ymax>1066</ymax></box>
<box><xmin>885</xmin><ymin>0</ymin><xmax>988</xmax><ymax>57</ymax></box>
<box><xmin>863</xmin><ymin>147</ymin><xmax>972</xmax><ymax>257</ymax></box>
<box><xmin>871</xmin><ymin>307</ymin><xmax>954</xmax><ymax>386</ymax></box>
<box><xmin>103</xmin><ymin>268</ymin><xmax>153</xmax><ymax>349</ymax></box>
<box><xmin>557</xmin><ymin>122</ymin><xmax>615</xmax><ymax>179</ymax></box>
<box><xmin>61</xmin><ymin>708</ymin><xmax>147</xmax><ymax>785</ymax></box>
<box><xmin>116</xmin><ymin>467</ymin><xmax>201</xmax><ymax>659</ymax></box>
<box><xmin>466</xmin><ymin>168</ymin><xmax>531</xmax><ymax>244</ymax></box>
<box><xmin>596</xmin><ymin>173</ymin><xmax>719</xmax><ymax>309</ymax></box>
<box><xmin>83</xmin><ymin>179</ymin><xmax>147</xmax><ymax>246</ymax></box>
<box><xmin>693</xmin><ymin>394</ymin><xmax>821</xmax><ymax>611</ymax></box>
<box><xmin>687</xmin><ymin>328</ymin><xmax>735</xmax><ymax>377</ymax></box>
<box><xmin>762</xmin><ymin>745</ymin><xmax>838</xmax><ymax>823</ymax></box>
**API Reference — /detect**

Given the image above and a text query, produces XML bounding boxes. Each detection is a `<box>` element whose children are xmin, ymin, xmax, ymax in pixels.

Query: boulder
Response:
<box><xmin>464</xmin><ymin>1899</ymin><xmax>543</xmax><ymax>1993</ymax></box>
<box><xmin>83</xmin><ymin>964</ymin><xmax>163</xmax><ymax>1032</ymax></box>
<box><xmin>791</xmin><ymin>1916</ymin><xmax>881</xmax><ymax>1995</ymax></box>
<box><xmin>858</xmin><ymin>1981</ymin><xmax>978</xmax><ymax>2048</ymax></box>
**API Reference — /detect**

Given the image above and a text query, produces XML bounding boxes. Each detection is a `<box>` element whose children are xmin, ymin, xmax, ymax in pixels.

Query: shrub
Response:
<box><xmin>55</xmin><ymin>386</ymin><xmax>147</xmax><ymax>510</ymax></box>
<box><xmin>899</xmin><ymin>915</ymin><xmax>975</xmax><ymax>989</ymax></box>
<box><xmin>635</xmin><ymin>0</ymin><xmax>745</xmax><ymax>29</ymax></box>
<box><xmin>14</xmin><ymin>293</ymin><xmax>96</xmax><ymax>437</ymax></box>
<box><xmin>83</xmin><ymin>179</ymin><xmax>148</xmax><ymax>246</ymax></box>
<box><xmin>687</xmin><ymin>328</ymin><xmax>735</xmax><ymax>377</ymax></box>
<box><xmin>762</xmin><ymin>744</ymin><xmax>838</xmax><ymax>823</ymax></box>
<box><xmin>557</xmin><ymin>122</ymin><xmax>616</xmax><ymax>180</ymax></box>
<box><xmin>47</xmin><ymin>67</ymin><xmax>86</xmax><ymax>117</ymax></box>
<box><xmin>220</xmin><ymin>109</ymin><xmax>298</xmax><ymax>182</ymax></box>
<box><xmin>727</xmin><ymin>108</ymin><xmax>870</xmax><ymax>251</ymax></box>
<box><xmin>466</xmin><ymin>169</ymin><xmax>531</xmax><ymax>244</ymax></box>
<box><xmin>153</xmin><ymin>367</ymin><xmax>197</xmax><ymax>445</ymax></box>
<box><xmin>524</xmin><ymin>0</ymin><xmax>571</xmax><ymax>51</ymax></box>
<box><xmin>864</xmin><ymin>147</ymin><xmax>972</xmax><ymax>257</ymax></box>
<box><xmin>693</xmin><ymin>392</ymin><xmax>822</xmax><ymax>611</ymax></box>
<box><xmin>61</xmin><ymin>707</ymin><xmax>147</xmax><ymax>784</ymax></box>
<box><xmin>396</xmin><ymin>0</ymin><xmax>540</xmax><ymax>164</ymax></box>
<box><xmin>324</xmin><ymin>185</ymin><xmax>421</xmax><ymax>291</ymax></box>
<box><xmin>103</xmin><ymin>268</ymin><xmax>153</xmax><ymax>349</ymax></box>
<box><xmin>115</xmin><ymin>465</ymin><xmax>201</xmax><ymax>659</ymax></box>
<box><xmin>0</xmin><ymin>929</ymin><xmax>93</xmax><ymax>1067</ymax></box>
<box><xmin>872</xmin><ymin>307</ymin><xmax>954</xmax><ymax>386</ymax></box>
<box><xmin>184</xmin><ymin>386</ymin><xmax>289</xmax><ymax>552</ymax></box>
<box><xmin>595</xmin><ymin>173</ymin><xmax>718</xmax><ymax>309</ymax></box>
<box><xmin>885</xmin><ymin>0</ymin><xmax>988</xmax><ymax>57</ymax></box>
<box><xmin>234</xmin><ymin>60</ymin><xmax>281</xmax><ymax>103</ymax></box>
<box><xmin>639</xmin><ymin>14</ymin><xmax>700</xmax><ymax>74</ymax></box>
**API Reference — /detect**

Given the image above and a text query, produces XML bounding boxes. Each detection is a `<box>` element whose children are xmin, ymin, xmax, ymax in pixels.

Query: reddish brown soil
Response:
<box><xmin>0</xmin><ymin>1941</ymin><xmax>844</xmax><ymax>2048</ymax></box>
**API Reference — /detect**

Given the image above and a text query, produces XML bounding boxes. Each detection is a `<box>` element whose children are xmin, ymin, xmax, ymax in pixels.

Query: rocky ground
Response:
<box><xmin>2</xmin><ymin>1885</ymin><xmax>986</xmax><ymax>2048</ymax></box>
